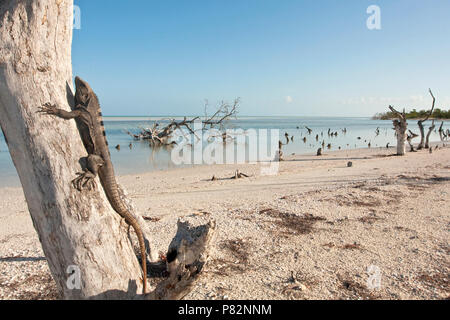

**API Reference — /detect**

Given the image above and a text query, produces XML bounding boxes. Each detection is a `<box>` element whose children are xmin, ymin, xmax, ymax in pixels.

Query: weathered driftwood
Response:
<box><xmin>277</xmin><ymin>140</ymin><xmax>284</xmax><ymax>161</ymax></box>
<box><xmin>425</xmin><ymin>120</ymin><xmax>435</xmax><ymax>149</ymax></box>
<box><xmin>438</xmin><ymin>122</ymin><xmax>444</xmax><ymax>141</ymax></box>
<box><xmin>407</xmin><ymin>130</ymin><xmax>419</xmax><ymax>152</ymax></box>
<box><xmin>389</xmin><ymin>106</ymin><xmax>408</xmax><ymax>156</ymax></box>
<box><xmin>148</xmin><ymin>216</ymin><xmax>216</xmax><ymax>300</ymax></box>
<box><xmin>232</xmin><ymin>170</ymin><xmax>250</xmax><ymax>179</ymax></box>
<box><xmin>417</xmin><ymin>89</ymin><xmax>435</xmax><ymax>150</ymax></box>
<box><xmin>128</xmin><ymin>99</ymin><xmax>239</xmax><ymax>146</ymax></box>
<box><xmin>210</xmin><ymin>170</ymin><xmax>250</xmax><ymax>181</ymax></box>
<box><xmin>0</xmin><ymin>0</ymin><xmax>214</xmax><ymax>300</ymax></box>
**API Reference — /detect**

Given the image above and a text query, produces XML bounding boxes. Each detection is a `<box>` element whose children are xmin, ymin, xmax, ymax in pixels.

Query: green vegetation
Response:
<box><xmin>373</xmin><ymin>108</ymin><xmax>450</xmax><ymax>120</ymax></box>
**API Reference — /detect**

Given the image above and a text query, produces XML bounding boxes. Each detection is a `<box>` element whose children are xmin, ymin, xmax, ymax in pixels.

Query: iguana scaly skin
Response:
<box><xmin>39</xmin><ymin>77</ymin><xmax>148</xmax><ymax>294</ymax></box>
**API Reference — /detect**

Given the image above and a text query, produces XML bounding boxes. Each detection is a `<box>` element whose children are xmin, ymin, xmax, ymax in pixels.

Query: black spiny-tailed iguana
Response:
<box><xmin>39</xmin><ymin>76</ymin><xmax>148</xmax><ymax>294</ymax></box>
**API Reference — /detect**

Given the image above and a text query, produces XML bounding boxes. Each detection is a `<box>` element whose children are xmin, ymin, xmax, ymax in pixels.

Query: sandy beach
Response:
<box><xmin>0</xmin><ymin>145</ymin><xmax>449</xmax><ymax>300</ymax></box>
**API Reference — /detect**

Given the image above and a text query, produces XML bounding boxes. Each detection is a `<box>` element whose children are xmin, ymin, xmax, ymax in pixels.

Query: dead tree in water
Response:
<box><xmin>389</xmin><ymin>106</ymin><xmax>408</xmax><ymax>156</ymax></box>
<box><xmin>278</xmin><ymin>140</ymin><xmax>284</xmax><ymax>161</ymax></box>
<box><xmin>417</xmin><ymin>89</ymin><xmax>435</xmax><ymax>150</ymax></box>
<box><xmin>128</xmin><ymin>99</ymin><xmax>239</xmax><ymax>146</ymax></box>
<box><xmin>425</xmin><ymin>120</ymin><xmax>436</xmax><ymax>149</ymax></box>
<box><xmin>438</xmin><ymin>121</ymin><xmax>446</xmax><ymax>142</ymax></box>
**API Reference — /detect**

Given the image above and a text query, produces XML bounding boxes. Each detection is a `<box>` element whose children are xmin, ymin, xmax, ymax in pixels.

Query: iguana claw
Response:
<box><xmin>72</xmin><ymin>170</ymin><xmax>97</xmax><ymax>191</ymax></box>
<box><xmin>37</xmin><ymin>103</ymin><xmax>58</xmax><ymax>115</ymax></box>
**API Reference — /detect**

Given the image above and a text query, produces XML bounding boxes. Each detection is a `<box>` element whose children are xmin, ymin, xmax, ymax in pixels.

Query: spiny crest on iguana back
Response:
<box><xmin>75</xmin><ymin>76</ymin><xmax>110</xmax><ymax>150</ymax></box>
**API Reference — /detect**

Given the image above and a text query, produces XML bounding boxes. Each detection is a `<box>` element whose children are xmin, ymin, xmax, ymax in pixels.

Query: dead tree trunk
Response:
<box><xmin>389</xmin><ymin>106</ymin><xmax>407</xmax><ymax>156</ymax></box>
<box><xmin>438</xmin><ymin>121</ymin><xmax>444</xmax><ymax>142</ymax></box>
<box><xmin>417</xmin><ymin>89</ymin><xmax>435</xmax><ymax>150</ymax></box>
<box><xmin>407</xmin><ymin>130</ymin><xmax>418</xmax><ymax>152</ymax></box>
<box><xmin>0</xmin><ymin>0</ymin><xmax>214</xmax><ymax>300</ymax></box>
<box><xmin>425</xmin><ymin>120</ymin><xmax>435</xmax><ymax>149</ymax></box>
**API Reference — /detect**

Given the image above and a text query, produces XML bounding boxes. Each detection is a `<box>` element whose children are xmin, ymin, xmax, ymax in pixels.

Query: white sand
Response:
<box><xmin>0</xmin><ymin>145</ymin><xmax>449</xmax><ymax>300</ymax></box>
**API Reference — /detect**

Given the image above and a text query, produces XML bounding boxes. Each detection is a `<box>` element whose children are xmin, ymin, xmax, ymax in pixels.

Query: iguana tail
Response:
<box><xmin>99</xmin><ymin>167</ymin><xmax>148</xmax><ymax>294</ymax></box>
<box><xmin>126</xmin><ymin>216</ymin><xmax>147</xmax><ymax>294</ymax></box>
<box><xmin>116</xmin><ymin>207</ymin><xmax>148</xmax><ymax>294</ymax></box>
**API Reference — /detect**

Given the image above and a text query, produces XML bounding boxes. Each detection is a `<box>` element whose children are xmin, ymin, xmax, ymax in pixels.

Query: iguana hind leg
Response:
<box><xmin>72</xmin><ymin>154</ymin><xmax>104</xmax><ymax>191</ymax></box>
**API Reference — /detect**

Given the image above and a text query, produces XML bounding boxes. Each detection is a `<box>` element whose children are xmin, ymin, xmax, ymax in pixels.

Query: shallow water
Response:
<box><xmin>0</xmin><ymin>116</ymin><xmax>447</xmax><ymax>187</ymax></box>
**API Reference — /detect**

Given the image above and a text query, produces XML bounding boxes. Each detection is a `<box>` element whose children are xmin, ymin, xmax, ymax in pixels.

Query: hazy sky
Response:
<box><xmin>72</xmin><ymin>0</ymin><xmax>450</xmax><ymax>117</ymax></box>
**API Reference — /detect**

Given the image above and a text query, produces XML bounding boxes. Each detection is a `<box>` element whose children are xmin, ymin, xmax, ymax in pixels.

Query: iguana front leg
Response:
<box><xmin>39</xmin><ymin>103</ymin><xmax>102</xmax><ymax>191</ymax></box>
<box><xmin>72</xmin><ymin>154</ymin><xmax>104</xmax><ymax>191</ymax></box>
<box><xmin>38</xmin><ymin>103</ymin><xmax>82</xmax><ymax>119</ymax></box>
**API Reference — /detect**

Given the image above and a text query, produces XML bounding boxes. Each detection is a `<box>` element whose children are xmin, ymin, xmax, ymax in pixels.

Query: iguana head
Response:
<box><xmin>74</xmin><ymin>76</ymin><xmax>93</xmax><ymax>107</ymax></box>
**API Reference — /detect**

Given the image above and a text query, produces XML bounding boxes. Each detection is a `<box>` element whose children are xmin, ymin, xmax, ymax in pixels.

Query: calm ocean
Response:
<box><xmin>0</xmin><ymin>116</ymin><xmax>446</xmax><ymax>187</ymax></box>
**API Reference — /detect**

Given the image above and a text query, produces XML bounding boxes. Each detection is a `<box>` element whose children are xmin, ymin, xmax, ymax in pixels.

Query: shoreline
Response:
<box><xmin>0</xmin><ymin>142</ymin><xmax>445</xmax><ymax>189</ymax></box>
<box><xmin>0</xmin><ymin>146</ymin><xmax>385</xmax><ymax>189</ymax></box>
<box><xmin>0</xmin><ymin>145</ymin><xmax>449</xmax><ymax>299</ymax></box>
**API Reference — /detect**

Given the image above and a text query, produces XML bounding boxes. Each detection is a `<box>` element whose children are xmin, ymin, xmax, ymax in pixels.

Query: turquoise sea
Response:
<box><xmin>0</xmin><ymin>116</ymin><xmax>447</xmax><ymax>187</ymax></box>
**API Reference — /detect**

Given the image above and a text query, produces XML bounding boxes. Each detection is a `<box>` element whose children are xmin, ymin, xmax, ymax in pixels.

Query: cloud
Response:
<box><xmin>285</xmin><ymin>96</ymin><xmax>293</xmax><ymax>104</ymax></box>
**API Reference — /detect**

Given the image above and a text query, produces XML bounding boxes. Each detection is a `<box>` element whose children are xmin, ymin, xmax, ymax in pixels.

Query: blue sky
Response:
<box><xmin>72</xmin><ymin>0</ymin><xmax>450</xmax><ymax>116</ymax></box>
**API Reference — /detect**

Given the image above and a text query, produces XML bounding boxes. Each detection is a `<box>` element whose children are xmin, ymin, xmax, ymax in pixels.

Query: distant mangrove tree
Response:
<box><xmin>373</xmin><ymin>108</ymin><xmax>450</xmax><ymax>120</ymax></box>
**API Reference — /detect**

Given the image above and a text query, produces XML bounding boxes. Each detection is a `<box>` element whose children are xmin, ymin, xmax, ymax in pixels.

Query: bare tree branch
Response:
<box><xmin>418</xmin><ymin>89</ymin><xmax>436</xmax><ymax>149</ymax></box>
<box><xmin>130</xmin><ymin>99</ymin><xmax>239</xmax><ymax>146</ymax></box>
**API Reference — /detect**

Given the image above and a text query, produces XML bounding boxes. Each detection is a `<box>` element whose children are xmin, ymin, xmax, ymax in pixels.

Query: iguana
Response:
<box><xmin>39</xmin><ymin>76</ymin><xmax>148</xmax><ymax>294</ymax></box>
